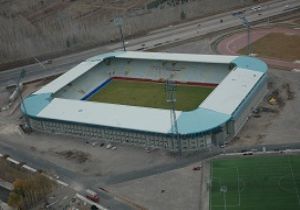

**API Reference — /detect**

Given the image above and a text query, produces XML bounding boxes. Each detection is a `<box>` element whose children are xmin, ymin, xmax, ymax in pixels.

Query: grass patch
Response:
<box><xmin>0</xmin><ymin>158</ymin><xmax>31</xmax><ymax>183</ymax></box>
<box><xmin>238</xmin><ymin>33</ymin><xmax>300</xmax><ymax>61</ymax></box>
<box><xmin>89</xmin><ymin>79</ymin><xmax>214</xmax><ymax>111</ymax></box>
<box><xmin>210</xmin><ymin>155</ymin><xmax>300</xmax><ymax>210</ymax></box>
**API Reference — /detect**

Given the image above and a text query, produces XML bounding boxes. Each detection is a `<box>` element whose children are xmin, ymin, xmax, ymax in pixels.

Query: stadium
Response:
<box><xmin>22</xmin><ymin>51</ymin><xmax>268</xmax><ymax>152</ymax></box>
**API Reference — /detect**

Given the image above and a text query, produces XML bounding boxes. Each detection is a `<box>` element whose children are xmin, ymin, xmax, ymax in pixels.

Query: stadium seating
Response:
<box><xmin>54</xmin><ymin>58</ymin><xmax>231</xmax><ymax>100</ymax></box>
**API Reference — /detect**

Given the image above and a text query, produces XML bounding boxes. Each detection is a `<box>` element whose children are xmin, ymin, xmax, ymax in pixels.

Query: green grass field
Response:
<box><xmin>210</xmin><ymin>155</ymin><xmax>300</xmax><ymax>210</ymax></box>
<box><xmin>89</xmin><ymin>79</ymin><xmax>214</xmax><ymax>111</ymax></box>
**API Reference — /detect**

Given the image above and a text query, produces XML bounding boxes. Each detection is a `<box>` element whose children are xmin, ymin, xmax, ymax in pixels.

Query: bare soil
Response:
<box><xmin>238</xmin><ymin>33</ymin><xmax>300</xmax><ymax>61</ymax></box>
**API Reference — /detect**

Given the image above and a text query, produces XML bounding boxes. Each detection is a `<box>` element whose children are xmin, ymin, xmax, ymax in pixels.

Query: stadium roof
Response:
<box><xmin>89</xmin><ymin>51</ymin><xmax>237</xmax><ymax>64</ymax></box>
<box><xmin>37</xmin><ymin>98</ymin><xmax>175</xmax><ymax>133</ymax></box>
<box><xmin>200</xmin><ymin>68</ymin><xmax>264</xmax><ymax>115</ymax></box>
<box><xmin>35</xmin><ymin>60</ymin><xmax>101</xmax><ymax>95</ymax></box>
<box><xmin>23</xmin><ymin>51</ymin><xmax>268</xmax><ymax>135</ymax></box>
<box><xmin>35</xmin><ymin>51</ymin><xmax>237</xmax><ymax>96</ymax></box>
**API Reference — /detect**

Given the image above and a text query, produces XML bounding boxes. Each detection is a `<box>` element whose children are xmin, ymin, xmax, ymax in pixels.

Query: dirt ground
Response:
<box><xmin>230</xmin><ymin>68</ymin><xmax>300</xmax><ymax>148</ymax></box>
<box><xmin>238</xmin><ymin>33</ymin><xmax>300</xmax><ymax>61</ymax></box>
<box><xmin>0</xmin><ymin>125</ymin><xmax>175</xmax><ymax>178</ymax></box>
<box><xmin>109</xmin><ymin>161</ymin><xmax>205</xmax><ymax>210</ymax></box>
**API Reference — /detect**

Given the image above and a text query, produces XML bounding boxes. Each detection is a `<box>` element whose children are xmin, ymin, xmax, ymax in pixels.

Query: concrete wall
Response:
<box><xmin>29</xmin><ymin>117</ymin><xmax>212</xmax><ymax>153</ymax></box>
<box><xmin>232</xmin><ymin>74</ymin><xmax>268</xmax><ymax>136</ymax></box>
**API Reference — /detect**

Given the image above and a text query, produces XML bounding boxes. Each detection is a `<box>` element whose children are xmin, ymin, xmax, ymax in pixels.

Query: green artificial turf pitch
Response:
<box><xmin>210</xmin><ymin>155</ymin><xmax>300</xmax><ymax>210</ymax></box>
<box><xmin>89</xmin><ymin>79</ymin><xmax>214</xmax><ymax>111</ymax></box>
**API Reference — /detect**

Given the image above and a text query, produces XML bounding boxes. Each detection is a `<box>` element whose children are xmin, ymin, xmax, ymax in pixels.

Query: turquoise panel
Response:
<box><xmin>232</xmin><ymin>56</ymin><xmax>268</xmax><ymax>73</ymax></box>
<box><xmin>22</xmin><ymin>93</ymin><xmax>52</xmax><ymax>117</ymax></box>
<box><xmin>175</xmin><ymin>108</ymin><xmax>231</xmax><ymax>134</ymax></box>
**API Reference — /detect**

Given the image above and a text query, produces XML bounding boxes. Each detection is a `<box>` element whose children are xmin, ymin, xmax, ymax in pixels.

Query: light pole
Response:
<box><xmin>165</xmin><ymin>79</ymin><xmax>181</xmax><ymax>155</ymax></box>
<box><xmin>220</xmin><ymin>185</ymin><xmax>228</xmax><ymax>210</ymax></box>
<box><xmin>114</xmin><ymin>16</ymin><xmax>126</xmax><ymax>51</ymax></box>
<box><xmin>233</xmin><ymin>14</ymin><xmax>251</xmax><ymax>55</ymax></box>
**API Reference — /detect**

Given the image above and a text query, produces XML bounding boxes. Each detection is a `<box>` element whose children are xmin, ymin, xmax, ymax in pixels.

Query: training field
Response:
<box><xmin>89</xmin><ymin>79</ymin><xmax>214</xmax><ymax>111</ymax></box>
<box><xmin>210</xmin><ymin>155</ymin><xmax>300</xmax><ymax>210</ymax></box>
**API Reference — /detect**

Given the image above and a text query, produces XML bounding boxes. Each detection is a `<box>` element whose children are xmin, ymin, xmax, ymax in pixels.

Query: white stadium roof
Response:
<box><xmin>200</xmin><ymin>68</ymin><xmax>264</xmax><ymax>115</ymax></box>
<box><xmin>35</xmin><ymin>61</ymin><xmax>101</xmax><ymax>94</ymax></box>
<box><xmin>23</xmin><ymin>51</ymin><xmax>268</xmax><ymax>134</ymax></box>
<box><xmin>108</xmin><ymin>51</ymin><xmax>237</xmax><ymax>64</ymax></box>
<box><xmin>38</xmin><ymin>98</ymin><xmax>179</xmax><ymax>133</ymax></box>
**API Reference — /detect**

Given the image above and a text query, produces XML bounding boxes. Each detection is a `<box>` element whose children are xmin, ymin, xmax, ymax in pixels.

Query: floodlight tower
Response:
<box><xmin>114</xmin><ymin>16</ymin><xmax>126</xmax><ymax>51</ymax></box>
<box><xmin>17</xmin><ymin>69</ymin><xmax>31</xmax><ymax>130</ymax></box>
<box><xmin>233</xmin><ymin>14</ymin><xmax>251</xmax><ymax>55</ymax></box>
<box><xmin>165</xmin><ymin>79</ymin><xmax>181</xmax><ymax>155</ymax></box>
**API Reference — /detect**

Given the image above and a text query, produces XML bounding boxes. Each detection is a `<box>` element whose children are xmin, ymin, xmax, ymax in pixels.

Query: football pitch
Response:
<box><xmin>210</xmin><ymin>155</ymin><xmax>300</xmax><ymax>210</ymax></box>
<box><xmin>89</xmin><ymin>79</ymin><xmax>214</xmax><ymax>111</ymax></box>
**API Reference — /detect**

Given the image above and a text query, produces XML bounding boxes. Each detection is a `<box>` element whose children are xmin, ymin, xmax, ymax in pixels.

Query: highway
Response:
<box><xmin>0</xmin><ymin>0</ymin><xmax>299</xmax><ymax>88</ymax></box>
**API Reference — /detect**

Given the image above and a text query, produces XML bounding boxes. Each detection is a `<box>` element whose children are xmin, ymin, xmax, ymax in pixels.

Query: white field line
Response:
<box><xmin>288</xmin><ymin>157</ymin><xmax>300</xmax><ymax>206</ymax></box>
<box><xmin>221</xmin><ymin>149</ymin><xmax>300</xmax><ymax>157</ymax></box>
<box><xmin>236</xmin><ymin>167</ymin><xmax>241</xmax><ymax>207</ymax></box>
<box><xmin>212</xmin><ymin>204</ymin><xmax>240</xmax><ymax>207</ymax></box>
<box><xmin>212</xmin><ymin>167</ymin><xmax>241</xmax><ymax>208</ymax></box>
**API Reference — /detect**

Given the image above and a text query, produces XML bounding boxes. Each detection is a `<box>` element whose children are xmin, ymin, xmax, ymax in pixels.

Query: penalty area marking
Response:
<box><xmin>211</xmin><ymin>167</ymin><xmax>243</xmax><ymax>208</ymax></box>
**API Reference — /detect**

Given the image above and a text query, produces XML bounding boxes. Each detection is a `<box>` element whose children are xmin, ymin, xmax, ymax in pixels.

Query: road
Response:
<box><xmin>0</xmin><ymin>138</ymin><xmax>132</xmax><ymax>210</ymax></box>
<box><xmin>0</xmin><ymin>0</ymin><xmax>299</xmax><ymax>88</ymax></box>
<box><xmin>1</xmin><ymin>132</ymin><xmax>300</xmax><ymax>209</ymax></box>
<box><xmin>0</xmin><ymin>186</ymin><xmax>9</xmax><ymax>203</ymax></box>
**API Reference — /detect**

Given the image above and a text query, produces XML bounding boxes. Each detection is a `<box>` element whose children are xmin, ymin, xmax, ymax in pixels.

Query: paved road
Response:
<box><xmin>0</xmin><ymin>0</ymin><xmax>299</xmax><ymax>88</ymax></box>
<box><xmin>0</xmin><ymin>186</ymin><xmax>9</xmax><ymax>203</ymax></box>
<box><xmin>0</xmin><ymin>138</ymin><xmax>132</xmax><ymax>210</ymax></box>
<box><xmin>1</xmin><ymin>134</ymin><xmax>300</xmax><ymax>209</ymax></box>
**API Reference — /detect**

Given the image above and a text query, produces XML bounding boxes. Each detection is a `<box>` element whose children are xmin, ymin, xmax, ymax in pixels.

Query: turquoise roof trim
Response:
<box><xmin>175</xmin><ymin>108</ymin><xmax>231</xmax><ymax>134</ymax></box>
<box><xmin>232</xmin><ymin>56</ymin><xmax>268</xmax><ymax>73</ymax></box>
<box><xmin>21</xmin><ymin>93</ymin><xmax>52</xmax><ymax>117</ymax></box>
<box><xmin>87</xmin><ymin>51</ymin><xmax>124</xmax><ymax>62</ymax></box>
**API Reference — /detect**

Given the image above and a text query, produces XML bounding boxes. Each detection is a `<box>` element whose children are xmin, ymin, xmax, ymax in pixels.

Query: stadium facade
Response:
<box><xmin>22</xmin><ymin>51</ymin><xmax>268</xmax><ymax>152</ymax></box>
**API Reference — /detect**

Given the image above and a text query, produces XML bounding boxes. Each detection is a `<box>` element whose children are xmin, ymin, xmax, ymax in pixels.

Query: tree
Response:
<box><xmin>8</xmin><ymin>175</ymin><xmax>55</xmax><ymax>209</ymax></box>
<box><xmin>8</xmin><ymin>191</ymin><xmax>24</xmax><ymax>209</ymax></box>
